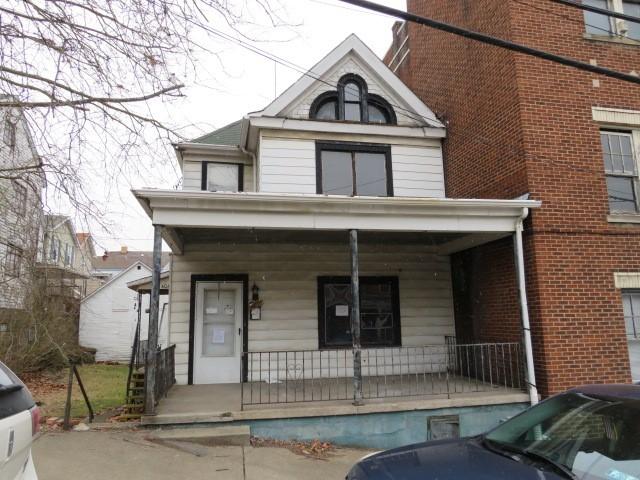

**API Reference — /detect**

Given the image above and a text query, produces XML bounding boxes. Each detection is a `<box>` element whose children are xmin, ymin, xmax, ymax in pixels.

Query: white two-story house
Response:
<box><xmin>134</xmin><ymin>35</ymin><xmax>541</xmax><ymax>447</ymax></box>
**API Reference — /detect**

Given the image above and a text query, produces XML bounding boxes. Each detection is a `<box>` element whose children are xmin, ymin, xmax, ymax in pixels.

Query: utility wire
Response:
<box><xmin>549</xmin><ymin>0</ymin><xmax>640</xmax><ymax>24</ymax></box>
<box><xmin>337</xmin><ymin>0</ymin><xmax>640</xmax><ymax>86</ymax></box>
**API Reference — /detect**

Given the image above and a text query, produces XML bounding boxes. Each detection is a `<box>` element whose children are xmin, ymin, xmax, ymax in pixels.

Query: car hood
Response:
<box><xmin>347</xmin><ymin>438</ymin><xmax>565</xmax><ymax>480</ymax></box>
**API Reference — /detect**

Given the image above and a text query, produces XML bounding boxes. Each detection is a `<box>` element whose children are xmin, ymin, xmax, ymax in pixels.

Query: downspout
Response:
<box><xmin>239</xmin><ymin>117</ymin><xmax>258</xmax><ymax>191</ymax></box>
<box><xmin>514</xmin><ymin>208</ymin><xmax>539</xmax><ymax>405</ymax></box>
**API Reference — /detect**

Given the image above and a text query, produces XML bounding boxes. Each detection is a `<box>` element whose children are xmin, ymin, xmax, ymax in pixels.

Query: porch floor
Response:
<box><xmin>143</xmin><ymin>375</ymin><xmax>529</xmax><ymax>426</ymax></box>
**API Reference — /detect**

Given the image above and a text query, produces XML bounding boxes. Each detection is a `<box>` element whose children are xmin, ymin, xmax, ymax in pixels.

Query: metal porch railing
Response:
<box><xmin>241</xmin><ymin>342</ymin><xmax>525</xmax><ymax>407</ymax></box>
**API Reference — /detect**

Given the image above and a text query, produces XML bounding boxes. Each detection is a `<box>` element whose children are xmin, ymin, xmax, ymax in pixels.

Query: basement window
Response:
<box><xmin>317</xmin><ymin>276</ymin><xmax>401</xmax><ymax>349</ymax></box>
<box><xmin>428</xmin><ymin>415</ymin><xmax>460</xmax><ymax>441</ymax></box>
<box><xmin>201</xmin><ymin>162</ymin><xmax>243</xmax><ymax>192</ymax></box>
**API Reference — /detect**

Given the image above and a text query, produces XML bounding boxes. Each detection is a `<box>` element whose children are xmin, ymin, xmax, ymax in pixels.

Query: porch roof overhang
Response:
<box><xmin>132</xmin><ymin>189</ymin><xmax>541</xmax><ymax>256</ymax></box>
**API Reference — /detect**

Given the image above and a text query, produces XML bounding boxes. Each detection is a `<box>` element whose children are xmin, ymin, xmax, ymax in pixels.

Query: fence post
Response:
<box><xmin>350</xmin><ymin>229</ymin><xmax>364</xmax><ymax>406</ymax></box>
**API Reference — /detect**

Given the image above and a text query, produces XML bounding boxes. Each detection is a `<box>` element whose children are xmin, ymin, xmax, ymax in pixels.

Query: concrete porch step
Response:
<box><xmin>147</xmin><ymin>425</ymin><xmax>250</xmax><ymax>447</ymax></box>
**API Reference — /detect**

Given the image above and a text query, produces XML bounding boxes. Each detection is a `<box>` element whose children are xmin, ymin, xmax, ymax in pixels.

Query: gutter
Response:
<box><xmin>514</xmin><ymin>207</ymin><xmax>539</xmax><ymax>406</ymax></box>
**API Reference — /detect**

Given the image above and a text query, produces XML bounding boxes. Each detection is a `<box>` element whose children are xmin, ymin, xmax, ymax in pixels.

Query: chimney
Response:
<box><xmin>120</xmin><ymin>245</ymin><xmax>128</xmax><ymax>255</ymax></box>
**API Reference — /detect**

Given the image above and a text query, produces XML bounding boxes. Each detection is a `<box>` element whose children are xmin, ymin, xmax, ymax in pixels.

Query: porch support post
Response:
<box><xmin>350</xmin><ymin>229</ymin><xmax>364</xmax><ymax>406</ymax></box>
<box><xmin>513</xmin><ymin>214</ymin><xmax>539</xmax><ymax>406</ymax></box>
<box><xmin>145</xmin><ymin>224</ymin><xmax>163</xmax><ymax>414</ymax></box>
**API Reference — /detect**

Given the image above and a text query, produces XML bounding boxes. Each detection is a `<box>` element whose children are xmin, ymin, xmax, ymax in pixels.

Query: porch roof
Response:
<box><xmin>132</xmin><ymin>189</ymin><xmax>541</xmax><ymax>255</ymax></box>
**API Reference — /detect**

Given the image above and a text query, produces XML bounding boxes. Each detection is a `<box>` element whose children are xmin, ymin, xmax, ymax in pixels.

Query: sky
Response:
<box><xmin>89</xmin><ymin>0</ymin><xmax>407</xmax><ymax>254</ymax></box>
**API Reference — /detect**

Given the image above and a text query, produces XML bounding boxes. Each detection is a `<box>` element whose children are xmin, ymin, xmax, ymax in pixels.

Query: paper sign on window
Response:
<box><xmin>212</xmin><ymin>328</ymin><xmax>225</xmax><ymax>344</ymax></box>
<box><xmin>335</xmin><ymin>305</ymin><xmax>349</xmax><ymax>317</ymax></box>
<box><xmin>206</xmin><ymin>307</ymin><xmax>218</xmax><ymax>314</ymax></box>
<box><xmin>224</xmin><ymin>305</ymin><xmax>234</xmax><ymax>315</ymax></box>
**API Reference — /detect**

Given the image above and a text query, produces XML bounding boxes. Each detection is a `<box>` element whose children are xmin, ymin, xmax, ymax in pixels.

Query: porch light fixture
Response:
<box><xmin>250</xmin><ymin>283</ymin><xmax>263</xmax><ymax>321</ymax></box>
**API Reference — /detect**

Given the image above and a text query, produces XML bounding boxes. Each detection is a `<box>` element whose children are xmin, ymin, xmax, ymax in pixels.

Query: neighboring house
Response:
<box><xmin>133</xmin><ymin>35</ymin><xmax>541</xmax><ymax>446</ymax></box>
<box><xmin>384</xmin><ymin>1</ymin><xmax>640</xmax><ymax>389</ymax></box>
<box><xmin>75</xmin><ymin>232</ymin><xmax>97</xmax><ymax>297</ymax></box>
<box><xmin>0</xmin><ymin>98</ymin><xmax>44</xmax><ymax>318</ymax></box>
<box><xmin>90</xmin><ymin>248</ymin><xmax>170</xmax><ymax>289</ymax></box>
<box><xmin>38</xmin><ymin>215</ymin><xmax>91</xmax><ymax>299</ymax></box>
<box><xmin>79</xmin><ymin>261</ymin><xmax>169</xmax><ymax>362</ymax></box>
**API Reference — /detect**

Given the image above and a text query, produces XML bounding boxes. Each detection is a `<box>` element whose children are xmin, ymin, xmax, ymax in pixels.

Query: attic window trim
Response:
<box><xmin>309</xmin><ymin>73</ymin><xmax>397</xmax><ymax>125</ymax></box>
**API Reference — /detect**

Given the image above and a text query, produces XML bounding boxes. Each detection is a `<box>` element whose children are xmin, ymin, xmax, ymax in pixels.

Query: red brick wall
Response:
<box><xmin>391</xmin><ymin>0</ymin><xmax>638</xmax><ymax>395</ymax></box>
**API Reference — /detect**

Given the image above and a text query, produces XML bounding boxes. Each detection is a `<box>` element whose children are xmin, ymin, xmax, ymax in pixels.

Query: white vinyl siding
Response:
<box><xmin>169</xmin><ymin>242</ymin><xmax>455</xmax><ymax>384</ymax></box>
<box><xmin>258</xmin><ymin>137</ymin><xmax>317</xmax><ymax>194</ymax></box>
<box><xmin>391</xmin><ymin>145</ymin><xmax>445</xmax><ymax>197</ymax></box>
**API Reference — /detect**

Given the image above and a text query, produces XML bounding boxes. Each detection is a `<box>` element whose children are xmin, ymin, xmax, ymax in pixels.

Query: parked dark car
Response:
<box><xmin>347</xmin><ymin>385</ymin><xmax>640</xmax><ymax>480</ymax></box>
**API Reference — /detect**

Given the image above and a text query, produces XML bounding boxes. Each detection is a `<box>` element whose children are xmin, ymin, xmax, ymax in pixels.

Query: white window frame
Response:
<box><xmin>584</xmin><ymin>0</ymin><xmax>640</xmax><ymax>39</ymax></box>
<box><xmin>601</xmin><ymin>130</ymin><xmax>640</xmax><ymax>213</ymax></box>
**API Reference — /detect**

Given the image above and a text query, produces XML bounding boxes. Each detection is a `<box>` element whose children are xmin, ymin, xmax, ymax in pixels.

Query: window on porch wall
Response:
<box><xmin>318</xmin><ymin>276</ymin><xmax>401</xmax><ymax>349</ymax></box>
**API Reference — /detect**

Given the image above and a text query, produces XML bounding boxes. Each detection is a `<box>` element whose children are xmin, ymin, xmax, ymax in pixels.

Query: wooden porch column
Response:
<box><xmin>145</xmin><ymin>224</ymin><xmax>163</xmax><ymax>414</ymax></box>
<box><xmin>350</xmin><ymin>229</ymin><xmax>364</xmax><ymax>406</ymax></box>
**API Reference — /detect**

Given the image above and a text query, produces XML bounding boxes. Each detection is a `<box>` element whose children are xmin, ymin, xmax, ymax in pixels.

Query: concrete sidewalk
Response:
<box><xmin>32</xmin><ymin>430</ymin><xmax>373</xmax><ymax>480</ymax></box>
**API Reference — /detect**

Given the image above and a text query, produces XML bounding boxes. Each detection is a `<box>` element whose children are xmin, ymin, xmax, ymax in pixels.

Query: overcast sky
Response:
<box><xmin>89</xmin><ymin>0</ymin><xmax>406</xmax><ymax>253</ymax></box>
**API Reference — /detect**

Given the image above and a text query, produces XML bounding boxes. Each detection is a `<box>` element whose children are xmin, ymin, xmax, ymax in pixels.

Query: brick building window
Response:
<box><xmin>600</xmin><ymin>131</ymin><xmax>639</xmax><ymax>213</ymax></box>
<box><xmin>5</xmin><ymin>244</ymin><xmax>23</xmax><ymax>277</ymax></box>
<box><xmin>584</xmin><ymin>0</ymin><xmax>640</xmax><ymax>40</ymax></box>
<box><xmin>623</xmin><ymin>291</ymin><xmax>640</xmax><ymax>339</ymax></box>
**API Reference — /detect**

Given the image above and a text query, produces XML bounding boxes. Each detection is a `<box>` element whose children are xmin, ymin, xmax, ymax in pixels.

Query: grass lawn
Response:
<box><xmin>24</xmin><ymin>364</ymin><xmax>129</xmax><ymax>419</ymax></box>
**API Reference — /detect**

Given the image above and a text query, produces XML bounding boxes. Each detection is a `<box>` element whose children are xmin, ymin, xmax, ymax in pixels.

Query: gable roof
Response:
<box><xmin>91</xmin><ymin>250</ymin><xmax>170</xmax><ymax>271</ymax></box>
<box><xmin>45</xmin><ymin>215</ymin><xmax>80</xmax><ymax>247</ymax></box>
<box><xmin>190</xmin><ymin>120</ymin><xmax>243</xmax><ymax>146</ymax></box>
<box><xmin>82</xmin><ymin>261</ymin><xmax>151</xmax><ymax>303</ymax></box>
<box><xmin>253</xmin><ymin>34</ymin><xmax>443</xmax><ymax>128</ymax></box>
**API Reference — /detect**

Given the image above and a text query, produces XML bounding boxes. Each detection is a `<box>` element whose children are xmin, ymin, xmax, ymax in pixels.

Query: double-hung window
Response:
<box><xmin>623</xmin><ymin>291</ymin><xmax>640</xmax><ymax>339</ymax></box>
<box><xmin>600</xmin><ymin>131</ymin><xmax>639</xmax><ymax>213</ymax></box>
<box><xmin>316</xmin><ymin>142</ymin><xmax>393</xmax><ymax>197</ymax></box>
<box><xmin>317</xmin><ymin>276</ymin><xmax>401</xmax><ymax>349</ymax></box>
<box><xmin>5</xmin><ymin>244</ymin><xmax>23</xmax><ymax>277</ymax></box>
<box><xmin>201</xmin><ymin>162</ymin><xmax>243</xmax><ymax>192</ymax></box>
<box><xmin>584</xmin><ymin>0</ymin><xmax>640</xmax><ymax>40</ymax></box>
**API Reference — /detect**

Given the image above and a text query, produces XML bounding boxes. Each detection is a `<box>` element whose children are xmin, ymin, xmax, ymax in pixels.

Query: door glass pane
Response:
<box><xmin>355</xmin><ymin>152</ymin><xmax>387</xmax><ymax>196</ymax></box>
<box><xmin>323</xmin><ymin>283</ymin><xmax>352</xmax><ymax>346</ymax></box>
<box><xmin>207</xmin><ymin>163</ymin><xmax>240</xmax><ymax>192</ymax></box>
<box><xmin>606</xmin><ymin>176</ymin><xmax>637</xmax><ymax>212</ymax></box>
<box><xmin>584</xmin><ymin>0</ymin><xmax>613</xmax><ymax>35</ymax></box>
<box><xmin>345</xmin><ymin>102</ymin><xmax>361</xmax><ymax>121</ymax></box>
<box><xmin>321</xmin><ymin>151</ymin><xmax>353</xmax><ymax>195</ymax></box>
<box><xmin>202</xmin><ymin>288</ymin><xmax>236</xmax><ymax>356</ymax></box>
<box><xmin>360</xmin><ymin>282</ymin><xmax>395</xmax><ymax>346</ymax></box>
<box><xmin>623</xmin><ymin>1</ymin><xmax>640</xmax><ymax>39</ymax></box>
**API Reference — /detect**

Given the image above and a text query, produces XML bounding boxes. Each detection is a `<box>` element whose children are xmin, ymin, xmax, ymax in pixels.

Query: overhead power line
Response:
<box><xmin>337</xmin><ymin>0</ymin><xmax>640</xmax><ymax>86</ymax></box>
<box><xmin>549</xmin><ymin>0</ymin><xmax>640</xmax><ymax>24</ymax></box>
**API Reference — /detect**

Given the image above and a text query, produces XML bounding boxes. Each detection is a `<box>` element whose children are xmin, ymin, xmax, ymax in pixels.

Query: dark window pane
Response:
<box><xmin>355</xmin><ymin>152</ymin><xmax>387</xmax><ymax>196</ymax></box>
<box><xmin>623</xmin><ymin>1</ymin><xmax>640</xmax><ymax>39</ymax></box>
<box><xmin>207</xmin><ymin>163</ymin><xmax>240</xmax><ymax>192</ymax></box>
<box><xmin>368</xmin><ymin>104</ymin><xmax>388</xmax><ymax>124</ymax></box>
<box><xmin>345</xmin><ymin>102</ymin><xmax>361</xmax><ymax>121</ymax></box>
<box><xmin>323</xmin><ymin>284</ymin><xmax>352</xmax><ymax>346</ymax></box>
<box><xmin>321</xmin><ymin>151</ymin><xmax>353</xmax><ymax>195</ymax></box>
<box><xmin>344</xmin><ymin>82</ymin><xmax>360</xmax><ymax>102</ymax></box>
<box><xmin>607</xmin><ymin>176</ymin><xmax>637</xmax><ymax>212</ymax></box>
<box><xmin>315</xmin><ymin>100</ymin><xmax>337</xmax><ymax>120</ymax></box>
<box><xmin>360</xmin><ymin>282</ymin><xmax>395</xmax><ymax>346</ymax></box>
<box><xmin>584</xmin><ymin>0</ymin><xmax>612</xmax><ymax>35</ymax></box>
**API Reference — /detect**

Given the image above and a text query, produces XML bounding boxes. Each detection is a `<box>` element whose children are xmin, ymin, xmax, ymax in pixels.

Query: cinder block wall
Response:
<box><xmin>386</xmin><ymin>0</ymin><xmax>637</xmax><ymax>395</ymax></box>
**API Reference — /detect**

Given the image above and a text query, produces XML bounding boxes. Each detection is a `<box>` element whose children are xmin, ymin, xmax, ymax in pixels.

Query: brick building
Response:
<box><xmin>385</xmin><ymin>0</ymin><xmax>640</xmax><ymax>395</ymax></box>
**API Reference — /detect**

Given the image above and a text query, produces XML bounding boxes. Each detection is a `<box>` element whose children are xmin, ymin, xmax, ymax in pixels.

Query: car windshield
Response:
<box><xmin>484</xmin><ymin>392</ymin><xmax>640</xmax><ymax>480</ymax></box>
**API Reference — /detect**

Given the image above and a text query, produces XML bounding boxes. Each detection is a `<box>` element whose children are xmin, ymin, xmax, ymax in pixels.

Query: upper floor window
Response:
<box><xmin>584</xmin><ymin>0</ymin><xmax>640</xmax><ymax>40</ymax></box>
<box><xmin>309</xmin><ymin>74</ymin><xmax>396</xmax><ymax>125</ymax></box>
<box><xmin>600</xmin><ymin>130</ymin><xmax>639</xmax><ymax>213</ymax></box>
<box><xmin>14</xmin><ymin>183</ymin><xmax>26</xmax><ymax>216</ymax></box>
<box><xmin>201</xmin><ymin>162</ymin><xmax>243</xmax><ymax>192</ymax></box>
<box><xmin>5</xmin><ymin>244</ymin><xmax>23</xmax><ymax>277</ymax></box>
<box><xmin>316</xmin><ymin>142</ymin><xmax>393</xmax><ymax>197</ymax></box>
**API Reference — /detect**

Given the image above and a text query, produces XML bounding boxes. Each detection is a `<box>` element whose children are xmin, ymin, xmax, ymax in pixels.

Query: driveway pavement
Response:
<box><xmin>32</xmin><ymin>429</ymin><xmax>372</xmax><ymax>480</ymax></box>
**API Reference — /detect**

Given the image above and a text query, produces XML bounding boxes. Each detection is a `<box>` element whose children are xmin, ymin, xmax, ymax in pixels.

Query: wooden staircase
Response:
<box><xmin>122</xmin><ymin>370</ymin><xmax>145</xmax><ymax>420</ymax></box>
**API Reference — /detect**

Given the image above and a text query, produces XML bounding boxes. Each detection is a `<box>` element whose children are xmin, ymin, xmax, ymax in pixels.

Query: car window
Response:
<box><xmin>0</xmin><ymin>362</ymin><xmax>35</xmax><ymax>420</ymax></box>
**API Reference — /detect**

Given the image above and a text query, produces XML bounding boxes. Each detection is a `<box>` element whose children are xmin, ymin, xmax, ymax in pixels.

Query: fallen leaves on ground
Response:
<box><xmin>250</xmin><ymin>436</ymin><xmax>335</xmax><ymax>459</ymax></box>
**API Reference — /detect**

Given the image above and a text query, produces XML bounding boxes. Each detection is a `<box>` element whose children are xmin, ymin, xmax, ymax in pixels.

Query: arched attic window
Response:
<box><xmin>309</xmin><ymin>74</ymin><xmax>396</xmax><ymax>125</ymax></box>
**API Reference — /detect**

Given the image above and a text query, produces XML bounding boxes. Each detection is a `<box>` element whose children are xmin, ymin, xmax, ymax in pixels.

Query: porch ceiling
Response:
<box><xmin>132</xmin><ymin>189</ymin><xmax>541</xmax><ymax>255</ymax></box>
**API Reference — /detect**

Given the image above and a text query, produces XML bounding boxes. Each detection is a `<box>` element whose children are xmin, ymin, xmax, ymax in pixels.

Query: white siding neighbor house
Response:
<box><xmin>79</xmin><ymin>261</ymin><xmax>169</xmax><ymax>362</ymax></box>
<box><xmin>133</xmin><ymin>35</ymin><xmax>541</xmax><ymax>443</ymax></box>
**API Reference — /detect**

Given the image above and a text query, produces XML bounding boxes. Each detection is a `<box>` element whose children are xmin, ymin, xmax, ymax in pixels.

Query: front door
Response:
<box><xmin>193</xmin><ymin>281</ymin><xmax>243</xmax><ymax>384</ymax></box>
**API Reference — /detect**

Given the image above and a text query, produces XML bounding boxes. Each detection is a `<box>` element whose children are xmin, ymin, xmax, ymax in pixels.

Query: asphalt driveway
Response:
<box><xmin>32</xmin><ymin>429</ymin><xmax>372</xmax><ymax>480</ymax></box>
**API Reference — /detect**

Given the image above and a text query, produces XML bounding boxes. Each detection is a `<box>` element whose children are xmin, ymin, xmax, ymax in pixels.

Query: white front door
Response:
<box><xmin>193</xmin><ymin>281</ymin><xmax>243</xmax><ymax>384</ymax></box>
